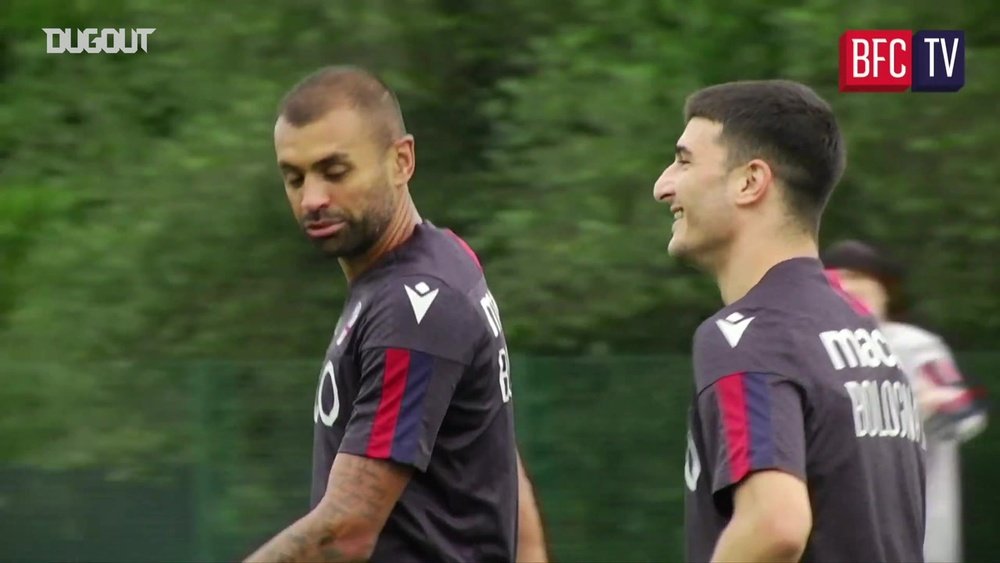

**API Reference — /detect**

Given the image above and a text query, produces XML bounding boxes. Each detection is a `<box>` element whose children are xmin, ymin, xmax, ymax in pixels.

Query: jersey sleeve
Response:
<box><xmin>894</xmin><ymin>329</ymin><xmax>989</xmax><ymax>442</ymax></box>
<box><xmin>692</xmin><ymin>309</ymin><xmax>809</xmax><ymax>493</ymax></box>
<box><xmin>696</xmin><ymin>372</ymin><xmax>807</xmax><ymax>494</ymax></box>
<box><xmin>338</xmin><ymin>276</ymin><xmax>482</xmax><ymax>471</ymax></box>
<box><xmin>338</xmin><ymin>347</ymin><xmax>467</xmax><ymax>470</ymax></box>
<box><xmin>692</xmin><ymin>308</ymin><xmax>802</xmax><ymax>391</ymax></box>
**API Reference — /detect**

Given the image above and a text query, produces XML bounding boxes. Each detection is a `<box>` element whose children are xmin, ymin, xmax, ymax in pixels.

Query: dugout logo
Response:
<box><xmin>44</xmin><ymin>28</ymin><xmax>156</xmax><ymax>54</ymax></box>
<box><xmin>839</xmin><ymin>29</ymin><xmax>965</xmax><ymax>92</ymax></box>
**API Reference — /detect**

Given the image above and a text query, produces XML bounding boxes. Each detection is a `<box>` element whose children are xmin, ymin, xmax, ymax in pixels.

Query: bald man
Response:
<box><xmin>244</xmin><ymin>66</ymin><xmax>547</xmax><ymax>563</ymax></box>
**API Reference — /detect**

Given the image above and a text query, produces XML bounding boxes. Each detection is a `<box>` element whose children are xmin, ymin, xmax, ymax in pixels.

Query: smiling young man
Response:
<box><xmin>243</xmin><ymin>65</ymin><xmax>547</xmax><ymax>563</ymax></box>
<box><xmin>653</xmin><ymin>80</ymin><xmax>926</xmax><ymax>562</ymax></box>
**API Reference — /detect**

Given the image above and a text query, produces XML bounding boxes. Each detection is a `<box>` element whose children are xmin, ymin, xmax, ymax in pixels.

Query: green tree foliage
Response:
<box><xmin>2</xmin><ymin>0</ymin><xmax>996</xmax><ymax>361</ymax></box>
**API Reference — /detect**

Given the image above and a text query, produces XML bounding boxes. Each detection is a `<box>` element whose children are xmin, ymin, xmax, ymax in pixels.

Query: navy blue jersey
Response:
<box><xmin>684</xmin><ymin>258</ymin><xmax>925</xmax><ymax>562</ymax></box>
<box><xmin>310</xmin><ymin>222</ymin><xmax>517</xmax><ymax>563</ymax></box>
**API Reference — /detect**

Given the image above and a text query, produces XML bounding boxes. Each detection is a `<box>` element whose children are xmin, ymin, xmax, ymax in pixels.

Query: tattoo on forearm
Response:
<box><xmin>273</xmin><ymin>532</ymin><xmax>309</xmax><ymax>563</ymax></box>
<box><xmin>319</xmin><ymin>533</ymin><xmax>346</xmax><ymax>561</ymax></box>
<box><xmin>244</xmin><ymin>455</ymin><xmax>409</xmax><ymax>563</ymax></box>
<box><xmin>321</xmin><ymin>455</ymin><xmax>394</xmax><ymax>524</ymax></box>
<box><xmin>249</xmin><ymin>516</ymin><xmax>346</xmax><ymax>563</ymax></box>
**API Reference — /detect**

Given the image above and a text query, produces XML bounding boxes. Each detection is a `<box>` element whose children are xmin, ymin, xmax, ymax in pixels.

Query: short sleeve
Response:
<box><xmin>692</xmin><ymin>308</ymin><xmax>802</xmax><ymax>392</ymax></box>
<box><xmin>696</xmin><ymin>372</ymin><xmax>807</xmax><ymax>494</ymax></box>
<box><xmin>338</xmin><ymin>276</ymin><xmax>482</xmax><ymax>470</ymax></box>
<box><xmin>908</xmin><ymin>345</ymin><xmax>989</xmax><ymax>442</ymax></box>
<box><xmin>339</xmin><ymin>346</ymin><xmax>465</xmax><ymax>471</ymax></box>
<box><xmin>891</xmin><ymin>328</ymin><xmax>952</xmax><ymax>374</ymax></box>
<box><xmin>359</xmin><ymin>276</ymin><xmax>482</xmax><ymax>365</ymax></box>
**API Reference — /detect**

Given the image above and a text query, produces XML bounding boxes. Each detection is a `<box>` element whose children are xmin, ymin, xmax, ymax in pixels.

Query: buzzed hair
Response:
<box><xmin>684</xmin><ymin>80</ymin><xmax>846</xmax><ymax>232</ymax></box>
<box><xmin>277</xmin><ymin>65</ymin><xmax>407</xmax><ymax>147</ymax></box>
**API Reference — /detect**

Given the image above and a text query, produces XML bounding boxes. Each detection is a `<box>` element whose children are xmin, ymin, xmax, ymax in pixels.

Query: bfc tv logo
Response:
<box><xmin>839</xmin><ymin>30</ymin><xmax>965</xmax><ymax>92</ymax></box>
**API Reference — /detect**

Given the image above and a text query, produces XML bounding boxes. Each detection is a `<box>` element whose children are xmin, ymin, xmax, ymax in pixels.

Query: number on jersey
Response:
<box><xmin>498</xmin><ymin>346</ymin><xmax>512</xmax><ymax>403</ymax></box>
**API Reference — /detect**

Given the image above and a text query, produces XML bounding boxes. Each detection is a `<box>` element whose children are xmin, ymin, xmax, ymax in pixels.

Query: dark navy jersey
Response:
<box><xmin>310</xmin><ymin>222</ymin><xmax>517</xmax><ymax>563</ymax></box>
<box><xmin>684</xmin><ymin>258</ymin><xmax>925</xmax><ymax>562</ymax></box>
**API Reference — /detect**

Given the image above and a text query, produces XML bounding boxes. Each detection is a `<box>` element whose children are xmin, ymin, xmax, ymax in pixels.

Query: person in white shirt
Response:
<box><xmin>823</xmin><ymin>239</ymin><xmax>988</xmax><ymax>563</ymax></box>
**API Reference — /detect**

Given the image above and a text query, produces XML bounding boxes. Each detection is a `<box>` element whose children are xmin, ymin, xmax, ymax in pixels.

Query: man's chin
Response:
<box><xmin>667</xmin><ymin>238</ymin><xmax>707</xmax><ymax>269</ymax></box>
<box><xmin>666</xmin><ymin>236</ymin><xmax>686</xmax><ymax>258</ymax></box>
<box><xmin>310</xmin><ymin>234</ymin><xmax>349</xmax><ymax>257</ymax></box>
<box><xmin>318</xmin><ymin>236</ymin><xmax>375</xmax><ymax>260</ymax></box>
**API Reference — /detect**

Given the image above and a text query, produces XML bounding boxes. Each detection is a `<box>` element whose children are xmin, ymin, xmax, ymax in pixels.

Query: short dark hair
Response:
<box><xmin>684</xmin><ymin>80</ymin><xmax>846</xmax><ymax>230</ymax></box>
<box><xmin>277</xmin><ymin>65</ymin><xmax>406</xmax><ymax>147</ymax></box>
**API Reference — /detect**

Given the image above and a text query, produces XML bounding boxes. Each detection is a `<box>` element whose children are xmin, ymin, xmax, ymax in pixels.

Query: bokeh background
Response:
<box><xmin>1</xmin><ymin>0</ymin><xmax>997</xmax><ymax>561</ymax></box>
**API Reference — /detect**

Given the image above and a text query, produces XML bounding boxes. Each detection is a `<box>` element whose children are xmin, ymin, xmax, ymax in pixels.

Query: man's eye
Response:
<box><xmin>325</xmin><ymin>168</ymin><xmax>347</xmax><ymax>180</ymax></box>
<box><xmin>286</xmin><ymin>174</ymin><xmax>304</xmax><ymax>187</ymax></box>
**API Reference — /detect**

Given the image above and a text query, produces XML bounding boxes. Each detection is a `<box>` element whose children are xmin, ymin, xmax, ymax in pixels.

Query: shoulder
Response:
<box><xmin>881</xmin><ymin>321</ymin><xmax>951</xmax><ymax>365</ymax></box>
<box><xmin>882</xmin><ymin>321</ymin><xmax>943</xmax><ymax>348</ymax></box>
<box><xmin>404</xmin><ymin>223</ymin><xmax>485</xmax><ymax>284</ymax></box>
<box><xmin>693</xmin><ymin>305</ymin><xmax>798</xmax><ymax>392</ymax></box>
<box><xmin>355</xmin><ymin>273</ymin><xmax>483</xmax><ymax>365</ymax></box>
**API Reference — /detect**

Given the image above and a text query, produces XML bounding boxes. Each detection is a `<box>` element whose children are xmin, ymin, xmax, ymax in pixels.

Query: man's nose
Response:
<box><xmin>653</xmin><ymin>173</ymin><xmax>674</xmax><ymax>203</ymax></box>
<box><xmin>301</xmin><ymin>175</ymin><xmax>330</xmax><ymax>214</ymax></box>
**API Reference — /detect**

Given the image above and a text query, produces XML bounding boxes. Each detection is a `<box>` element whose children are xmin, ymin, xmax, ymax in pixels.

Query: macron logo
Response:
<box><xmin>404</xmin><ymin>282</ymin><xmax>439</xmax><ymax>325</ymax></box>
<box><xmin>716</xmin><ymin>312</ymin><xmax>755</xmax><ymax>348</ymax></box>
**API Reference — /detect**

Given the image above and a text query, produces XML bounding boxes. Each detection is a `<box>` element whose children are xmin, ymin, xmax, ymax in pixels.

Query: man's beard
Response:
<box><xmin>320</xmin><ymin>211</ymin><xmax>386</xmax><ymax>259</ymax></box>
<box><xmin>304</xmin><ymin>187</ymin><xmax>395</xmax><ymax>259</ymax></box>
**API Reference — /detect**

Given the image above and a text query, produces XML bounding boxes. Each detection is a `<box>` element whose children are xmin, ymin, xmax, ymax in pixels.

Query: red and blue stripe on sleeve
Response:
<box><xmin>715</xmin><ymin>371</ymin><xmax>776</xmax><ymax>484</ymax></box>
<box><xmin>366</xmin><ymin>348</ymin><xmax>435</xmax><ymax>464</ymax></box>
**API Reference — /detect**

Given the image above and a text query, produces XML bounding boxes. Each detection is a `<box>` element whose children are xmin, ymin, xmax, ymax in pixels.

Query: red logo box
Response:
<box><xmin>840</xmin><ymin>30</ymin><xmax>913</xmax><ymax>92</ymax></box>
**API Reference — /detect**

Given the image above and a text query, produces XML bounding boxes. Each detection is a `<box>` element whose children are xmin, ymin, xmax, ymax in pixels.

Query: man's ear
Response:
<box><xmin>391</xmin><ymin>134</ymin><xmax>415</xmax><ymax>188</ymax></box>
<box><xmin>734</xmin><ymin>158</ymin><xmax>773</xmax><ymax>206</ymax></box>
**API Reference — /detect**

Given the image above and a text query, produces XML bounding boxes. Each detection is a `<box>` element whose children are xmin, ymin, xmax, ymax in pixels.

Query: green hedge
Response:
<box><xmin>0</xmin><ymin>354</ymin><xmax>996</xmax><ymax>562</ymax></box>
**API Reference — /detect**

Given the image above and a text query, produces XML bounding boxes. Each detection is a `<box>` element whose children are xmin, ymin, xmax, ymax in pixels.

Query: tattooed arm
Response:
<box><xmin>244</xmin><ymin>453</ymin><xmax>412</xmax><ymax>563</ymax></box>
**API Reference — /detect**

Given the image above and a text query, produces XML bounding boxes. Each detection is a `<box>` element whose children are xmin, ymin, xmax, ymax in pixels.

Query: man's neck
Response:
<box><xmin>340</xmin><ymin>195</ymin><xmax>421</xmax><ymax>283</ymax></box>
<box><xmin>713</xmin><ymin>229</ymin><xmax>819</xmax><ymax>306</ymax></box>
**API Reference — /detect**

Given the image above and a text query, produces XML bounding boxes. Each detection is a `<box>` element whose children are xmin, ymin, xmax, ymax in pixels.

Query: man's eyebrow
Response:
<box><xmin>277</xmin><ymin>152</ymin><xmax>351</xmax><ymax>173</ymax></box>
<box><xmin>676</xmin><ymin>144</ymin><xmax>692</xmax><ymax>157</ymax></box>
<box><xmin>312</xmin><ymin>153</ymin><xmax>351</xmax><ymax>170</ymax></box>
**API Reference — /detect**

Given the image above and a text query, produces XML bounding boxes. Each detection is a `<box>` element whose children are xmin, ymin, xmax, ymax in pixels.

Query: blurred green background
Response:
<box><xmin>1</xmin><ymin>0</ymin><xmax>997</xmax><ymax>561</ymax></box>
